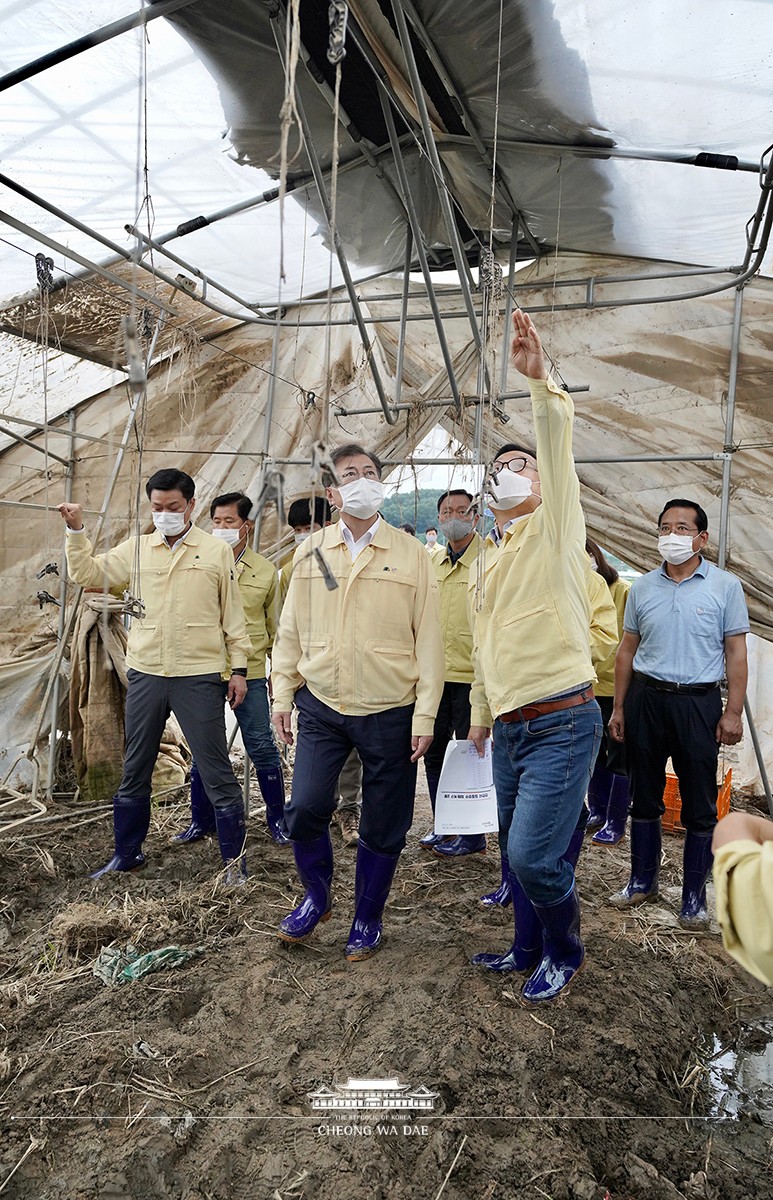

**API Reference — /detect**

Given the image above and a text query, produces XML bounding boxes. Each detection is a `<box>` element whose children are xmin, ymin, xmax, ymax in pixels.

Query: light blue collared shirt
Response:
<box><xmin>624</xmin><ymin>558</ymin><xmax>749</xmax><ymax>684</ymax></box>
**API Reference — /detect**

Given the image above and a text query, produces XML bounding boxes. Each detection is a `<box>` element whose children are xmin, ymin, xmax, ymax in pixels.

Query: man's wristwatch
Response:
<box><xmin>231</xmin><ymin>668</ymin><xmax>248</xmax><ymax>677</ymax></box>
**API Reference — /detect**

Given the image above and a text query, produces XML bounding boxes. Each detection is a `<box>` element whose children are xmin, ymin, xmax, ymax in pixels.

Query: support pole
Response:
<box><xmin>717</xmin><ymin>288</ymin><xmax>743</xmax><ymax>572</ymax></box>
<box><xmin>45</xmin><ymin>408</ymin><xmax>76</xmax><ymax>800</ymax></box>
<box><xmin>271</xmin><ymin>18</ymin><xmax>396</xmax><ymax>427</ymax></box>
<box><xmin>389</xmin><ymin>0</ymin><xmax>487</xmax><ymax>374</ymax></box>
<box><xmin>743</xmin><ymin>700</ymin><xmax>773</xmax><ymax>817</ymax></box>
<box><xmin>0</xmin><ymin>0</ymin><xmax>202</xmax><ymax>93</ymax></box>
<box><xmin>500</xmin><ymin>230</ymin><xmax>518</xmax><ymax>392</ymax></box>
<box><xmin>715</xmin><ymin>287</ymin><xmax>773</xmax><ymax>813</ymax></box>
<box><xmin>18</xmin><ymin>318</ymin><xmax>164</xmax><ymax>798</ymax></box>
<box><xmin>394</xmin><ymin>226</ymin><xmax>413</xmax><ymax>407</ymax></box>
<box><xmin>378</xmin><ymin>88</ymin><xmax>462</xmax><ymax>410</ymax></box>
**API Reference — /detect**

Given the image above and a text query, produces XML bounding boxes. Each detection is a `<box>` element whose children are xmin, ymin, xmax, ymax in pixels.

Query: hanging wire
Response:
<box><xmin>275</xmin><ymin>0</ymin><xmax>304</xmax><ymax>285</ymax></box>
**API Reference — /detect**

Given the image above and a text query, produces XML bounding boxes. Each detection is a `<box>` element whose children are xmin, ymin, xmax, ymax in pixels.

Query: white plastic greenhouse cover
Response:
<box><xmin>1</xmin><ymin>1</ymin><xmax>771</xmax><ymax>309</ymax></box>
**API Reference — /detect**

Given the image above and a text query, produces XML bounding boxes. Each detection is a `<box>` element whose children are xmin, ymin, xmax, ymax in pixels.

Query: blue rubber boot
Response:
<box><xmin>480</xmin><ymin>853</ymin><xmax>512</xmax><ymax>907</ymax></box>
<box><xmin>278</xmin><ymin>832</ymin><xmax>334</xmax><ymax>944</ymax></box>
<box><xmin>431</xmin><ymin>833</ymin><xmax>487</xmax><ymax>858</ymax></box>
<box><xmin>586</xmin><ymin>759</ymin><xmax>612</xmax><ymax>830</ymax></box>
<box><xmin>592</xmin><ymin>774</ymin><xmax>630</xmax><ymax>846</ymax></box>
<box><xmin>679</xmin><ymin>829</ymin><xmax>714</xmax><ymax>930</ymax></box>
<box><xmin>564</xmin><ymin>817</ymin><xmax>586</xmax><ymax>870</ymax></box>
<box><xmin>214</xmin><ymin>801</ymin><xmax>249</xmax><ymax>885</ymax></box>
<box><xmin>173</xmin><ymin>764</ymin><xmax>216</xmax><ymax>844</ymax></box>
<box><xmin>472</xmin><ymin>872</ymin><xmax>541</xmax><ymax>973</ymax></box>
<box><xmin>256</xmin><ymin>767</ymin><xmax>290</xmax><ymax>845</ymax></box>
<box><xmin>521</xmin><ymin>887</ymin><xmax>585</xmax><ymax>1003</ymax></box>
<box><xmin>609</xmin><ymin>818</ymin><xmax>661</xmax><ymax>908</ymax></box>
<box><xmin>90</xmin><ymin>796</ymin><xmax>150</xmax><ymax>879</ymax></box>
<box><xmin>345</xmin><ymin>841</ymin><xmax>401</xmax><ymax>961</ymax></box>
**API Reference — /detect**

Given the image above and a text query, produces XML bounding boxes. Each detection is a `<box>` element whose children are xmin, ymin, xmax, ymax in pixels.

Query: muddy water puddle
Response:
<box><xmin>706</xmin><ymin>1018</ymin><xmax>773</xmax><ymax>1123</ymax></box>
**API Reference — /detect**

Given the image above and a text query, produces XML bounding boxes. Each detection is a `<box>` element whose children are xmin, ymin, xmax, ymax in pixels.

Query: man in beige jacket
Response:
<box><xmin>59</xmin><ymin>468</ymin><xmax>252</xmax><ymax>883</ymax></box>
<box><xmin>271</xmin><ymin>443</ymin><xmax>444</xmax><ymax>961</ymax></box>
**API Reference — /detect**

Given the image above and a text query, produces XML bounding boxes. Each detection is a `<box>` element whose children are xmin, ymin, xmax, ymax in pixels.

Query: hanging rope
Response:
<box><xmin>276</xmin><ymin>0</ymin><xmax>304</xmax><ymax>285</ymax></box>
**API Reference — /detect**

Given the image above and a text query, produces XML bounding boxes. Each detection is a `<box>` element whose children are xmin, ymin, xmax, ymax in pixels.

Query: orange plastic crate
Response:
<box><xmin>661</xmin><ymin>768</ymin><xmax>732</xmax><ymax>835</ymax></box>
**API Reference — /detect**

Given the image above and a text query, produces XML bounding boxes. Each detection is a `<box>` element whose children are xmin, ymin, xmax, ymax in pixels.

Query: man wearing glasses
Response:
<box><xmin>467</xmin><ymin>310</ymin><xmax>604</xmax><ymax>1004</ymax></box>
<box><xmin>420</xmin><ymin>489</ymin><xmax>484</xmax><ymax>857</ymax></box>
<box><xmin>608</xmin><ymin>499</ymin><xmax>749</xmax><ymax>929</ymax></box>
<box><xmin>271</xmin><ymin>443</ymin><xmax>444</xmax><ymax>961</ymax></box>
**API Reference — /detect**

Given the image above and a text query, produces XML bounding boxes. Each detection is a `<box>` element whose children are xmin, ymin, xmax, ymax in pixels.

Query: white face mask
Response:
<box><xmin>212</xmin><ymin>527</ymin><xmax>243</xmax><ymax>547</ymax></box>
<box><xmin>486</xmin><ymin>469</ymin><xmax>533</xmax><ymax>511</ymax></box>
<box><xmin>153</xmin><ymin>510</ymin><xmax>188</xmax><ymax>537</ymax></box>
<box><xmin>589</xmin><ymin>558</ymin><xmax>599</xmax><ymax>572</ymax></box>
<box><xmin>426</xmin><ymin>533</ymin><xmax>438</xmax><ymax>546</ymax></box>
<box><xmin>294</xmin><ymin>531</ymin><xmax>311</xmax><ymax>546</ymax></box>
<box><xmin>658</xmin><ymin>533</ymin><xmax>698</xmax><ymax>565</ymax></box>
<box><xmin>337</xmin><ymin>477</ymin><xmax>384</xmax><ymax>520</ymax></box>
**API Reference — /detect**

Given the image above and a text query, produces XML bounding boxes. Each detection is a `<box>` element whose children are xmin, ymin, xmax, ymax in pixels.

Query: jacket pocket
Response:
<box><xmin>363</xmin><ymin>642</ymin><xmax>416</xmax><ymax>705</ymax></box>
<box><xmin>184</xmin><ymin>621</ymin><xmax>226</xmax><ymax>663</ymax></box>
<box><xmin>127</xmin><ymin>623</ymin><xmax>160</xmax><ymax>668</ymax></box>
<box><xmin>298</xmin><ymin>637</ymin><xmax>336</xmax><ymax>696</ymax></box>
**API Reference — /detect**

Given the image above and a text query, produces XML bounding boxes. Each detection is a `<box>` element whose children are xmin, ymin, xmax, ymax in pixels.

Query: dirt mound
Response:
<box><xmin>0</xmin><ymin>785</ymin><xmax>771</xmax><ymax>1199</ymax></box>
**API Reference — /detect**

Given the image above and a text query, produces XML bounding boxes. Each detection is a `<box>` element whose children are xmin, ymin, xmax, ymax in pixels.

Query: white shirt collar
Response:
<box><xmin>340</xmin><ymin>515</ymin><xmax>381</xmax><ymax>561</ymax></box>
<box><xmin>489</xmin><ymin>511</ymin><xmax>531</xmax><ymax>545</ymax></box>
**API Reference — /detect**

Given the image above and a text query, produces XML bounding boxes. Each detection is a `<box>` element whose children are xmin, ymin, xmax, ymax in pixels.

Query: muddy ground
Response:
<box><xmin>1</xmin><ymin>771</ymin><xmax>772</xmax><ymax>1200</ymax></box>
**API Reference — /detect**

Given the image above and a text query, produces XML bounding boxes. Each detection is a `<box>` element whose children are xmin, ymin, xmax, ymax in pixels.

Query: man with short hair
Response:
<box><xmin>279</xmin><ymin>497</ymin><xmax>332</xmax><ymax>607</ymax></box>
<box><xmin>58</xmin><ymin>469</ymin><xmax>253</xmax><ymax>883</ymax></box>
<box><xmin>421</xmin><ymin>489</ymin><xmax>485</xmax><ymax>857</ymax></box>
<box><xmin>271</xmin><ymin>443</ymin><xmax>444</xmax><ymax>961</ymax></box>
<box><xmin>282</xmin><ymin>495</ymin><xmax>362</xmax><ymax>849</ymax></box>
<box><xmin>424</xmin><ymin>525</ymin><xmax>443</xmax><ymax>560</ymax></box>
<box><xmin>174</xmin><ymin>491</ymin><xmax>288</xmax><ymax>846</ymax></box>
<box><xmin>609</xmin><ymin>498</ymin><xmax>749</xmax><ymax>929</ymax></box>
<box><xmin>467</xmin><ymin>311</ymin><xmax>604</xmax><ymax>1004</ymax></box>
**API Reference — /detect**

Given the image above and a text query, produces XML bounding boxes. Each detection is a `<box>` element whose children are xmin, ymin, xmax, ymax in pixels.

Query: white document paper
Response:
<box><xmin>434</xmin><ymin>738</ymin><xmax>498</xmax><ymax>835</ymax></box>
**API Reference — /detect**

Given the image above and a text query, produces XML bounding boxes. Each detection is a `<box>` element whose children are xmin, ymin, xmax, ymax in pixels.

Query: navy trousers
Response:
<box><xmin>284</xmin><ymin>686</ymin><xmax>417</xmax><ymax>855</ymax></box>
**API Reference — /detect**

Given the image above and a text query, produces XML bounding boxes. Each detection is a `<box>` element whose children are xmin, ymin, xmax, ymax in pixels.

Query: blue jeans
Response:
<box><xmin>229</xmin><ymin>677</ymin><xmax>282</xmax><ymax>773</ymax></box>
<box><xmin>492</xmin><ymin>699</ymin><xmax>603</xmax><ymax>906</ymax></box>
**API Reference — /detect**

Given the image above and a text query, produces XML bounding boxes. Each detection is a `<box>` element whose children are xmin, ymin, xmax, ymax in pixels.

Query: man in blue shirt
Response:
<box><xmin>608</xmin><ymin>498</ymin><xmax>749</xmax><ymax>929</ymax></box>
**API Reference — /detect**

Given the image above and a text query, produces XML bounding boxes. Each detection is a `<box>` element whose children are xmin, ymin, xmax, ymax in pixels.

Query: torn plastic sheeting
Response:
<box><xmin>93</xmin><ymin>942</ymin><xmax>204</xmax><ymax>987</ymax></box>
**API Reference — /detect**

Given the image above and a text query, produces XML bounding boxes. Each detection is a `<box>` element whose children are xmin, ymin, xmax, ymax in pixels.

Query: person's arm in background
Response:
<box><xmin>608</xmin><ymin>631</ymin><xmax>640</xmax><ymax>743</ymax></box>
<box><xmin>717</xmin><ymin>633</ymin><xmax>747</xmax><ymax>745</ymax></box>
<box><xmin>409</xmin><ymin>547</ymin><xmax>444</xmax><ymax>762</ymax></box>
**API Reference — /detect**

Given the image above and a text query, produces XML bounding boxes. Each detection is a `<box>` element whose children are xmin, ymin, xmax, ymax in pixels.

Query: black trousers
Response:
<box><xmin>423</xmin><ymin>681</ymin><xmax>472</xmax><ymax>785</ymax></box>
<box><xmin>117</xmin><ymin>669</ymin><xmax>242</xmax><ymax>809</ymax></box>
<box><xmin>596</xmin><ymin>695</ymin><xmax>627</xmax><ymax>775</ymax></box>
<box><xmin>284</xmin><ymin>686</ymin><xmax>417</xmax><ymax>855</ymax></box>
<box><xmin>623</xmin><ymin>677</ymin><xmax>723</xmax><ymax>833</ymax></box>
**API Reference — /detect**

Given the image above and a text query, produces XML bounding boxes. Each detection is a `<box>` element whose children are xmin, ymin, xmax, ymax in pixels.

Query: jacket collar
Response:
<box><xmin>148</xmin><ymin>522</ymin><xmax>202</xmax><ymax>549</ymax></box>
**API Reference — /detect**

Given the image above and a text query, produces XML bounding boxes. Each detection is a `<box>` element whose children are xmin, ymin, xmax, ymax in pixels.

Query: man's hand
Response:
<box><xmin>273</xmin><ymin>711</ymin><xmax>294</xmax><ymax>746</ymax></box>
<box><xmin>608</xmin><ymin>707</ymin><xmax>625</xmax><ymax>743</ymax></box>
<box><xmin>468</xmin><ymin>725</ymin><xmax>491</xmax><ymax>757</ymax></box>
<box><xmin>57</xmin><ymin>502</ymin><xmax>84</xmax><ymax>530</ymax></box>
<box><xmin>410</xmin><ymin>735</ymin><xmax>433</xmax><ymax>763</ymax></box>
<box><xmin>511</xmin><ymin>310</ymin><xmax>548</xmax><ymax>381</ymax></box>
<box><xmin>226</xmin><ymin>674</ymin><xmax>248</xmax><ymax>709</ymax></box>
<box><xmin>716</xmin><ymin>709</ymin><xmax>744</xmax><ymax>746</ymax></box>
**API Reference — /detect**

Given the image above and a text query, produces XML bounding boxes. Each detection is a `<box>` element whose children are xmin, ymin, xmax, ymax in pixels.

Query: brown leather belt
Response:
<box><xmin>498</xmin><ymin>686</ymin><xmax>595</xmax><ymax>724</ymax></box>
